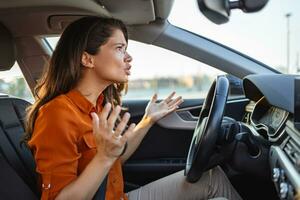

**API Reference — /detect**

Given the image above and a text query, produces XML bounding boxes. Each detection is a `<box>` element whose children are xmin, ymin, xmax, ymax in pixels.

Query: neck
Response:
<box><xmin>75</xmin><ymin>76</ymin><xmax>110</xmax><ymax>107</ymax></box>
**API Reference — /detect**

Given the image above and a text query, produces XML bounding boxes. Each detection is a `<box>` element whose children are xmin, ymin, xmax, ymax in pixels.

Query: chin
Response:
<box><xmin>114</xmin><ymin>77</ymin><xmax>128</xmax><ymax>84</ymax></box>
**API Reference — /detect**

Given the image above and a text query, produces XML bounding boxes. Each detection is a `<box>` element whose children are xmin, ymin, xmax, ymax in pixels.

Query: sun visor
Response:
<box><xmin>0</xmin><ymin>23</ymin><xmax>16</xmax><ymax>71</ymax></box>
<box><xmin>102</xmin><ymin>0</ymin><xmax>154</xmax><ymax>24</ymax></box>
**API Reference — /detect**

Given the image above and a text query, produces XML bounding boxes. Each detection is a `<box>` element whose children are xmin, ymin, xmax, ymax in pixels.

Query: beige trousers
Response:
<box><xmin>127</xmin><ymin>166</ymin><xmax>242</xmax><ymax>200</ymax></box>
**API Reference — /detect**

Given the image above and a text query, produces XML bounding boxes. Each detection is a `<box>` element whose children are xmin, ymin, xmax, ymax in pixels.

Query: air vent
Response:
<box><xmin>284</xmin><ymin>136</ymin><xmax>300</xmax><ymax>172</ymax></box>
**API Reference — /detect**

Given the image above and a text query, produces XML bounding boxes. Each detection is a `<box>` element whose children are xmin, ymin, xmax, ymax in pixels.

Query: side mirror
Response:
<box><xmin>197</xmin><ymin>0</ymin><xmax>269</xmax><ymax>24</ymax></box>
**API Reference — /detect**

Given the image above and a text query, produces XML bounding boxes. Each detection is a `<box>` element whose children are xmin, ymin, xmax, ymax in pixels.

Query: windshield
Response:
<box><xmin>169</xmin><ymin>0</ymin><xmax>300</xmax><ymax>74</ymax></box>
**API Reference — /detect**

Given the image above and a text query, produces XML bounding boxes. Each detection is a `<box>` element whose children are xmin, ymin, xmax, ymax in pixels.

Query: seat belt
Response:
<box><xmin>93</xmin><ymin>175</ymin><xmax>108</xmax><ymax>200</ymax></box>
<box><xmin>0</xmin><ymin>153</ymin><xmax>38</xmax><ymax>200</ymax></box>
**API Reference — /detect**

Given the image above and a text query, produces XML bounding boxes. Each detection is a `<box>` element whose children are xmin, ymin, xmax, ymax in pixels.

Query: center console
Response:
<box><xmin>269</xmin><ymin>78</ymin><xmax>300</xmax><ymax>199</ymax></box>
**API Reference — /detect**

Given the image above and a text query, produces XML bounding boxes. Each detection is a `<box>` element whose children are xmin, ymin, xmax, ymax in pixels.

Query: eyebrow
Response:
<box><xmin>114</xmin><ymin>42</ymin><xmax>128</xmax><ymax>49</ymax></box>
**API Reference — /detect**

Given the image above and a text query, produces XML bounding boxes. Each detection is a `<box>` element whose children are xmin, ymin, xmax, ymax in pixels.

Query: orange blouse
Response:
<box><xmin>28</xmin><ymin>89</ymin><xmax>127</xmax><ymax>200</ymax></box>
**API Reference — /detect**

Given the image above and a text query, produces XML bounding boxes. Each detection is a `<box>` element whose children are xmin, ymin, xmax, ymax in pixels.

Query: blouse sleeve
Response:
<box><xmin>28</xmin><ymin>102</ymin><xmax>80</xmax><ymax>200</ymax></box>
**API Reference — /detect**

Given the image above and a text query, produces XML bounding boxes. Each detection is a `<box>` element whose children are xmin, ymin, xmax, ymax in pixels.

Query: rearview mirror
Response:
<box><xmin>197</xmin><ymin>0</ymin><xmax>269</xmax><ymax>24</ymax></box>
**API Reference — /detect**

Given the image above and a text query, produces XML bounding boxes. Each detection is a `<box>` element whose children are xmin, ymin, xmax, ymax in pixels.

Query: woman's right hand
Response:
<box><xmin>91</xmin><ymin>103</ymin><xmax>135</xmax><ymax>160</ymax></box>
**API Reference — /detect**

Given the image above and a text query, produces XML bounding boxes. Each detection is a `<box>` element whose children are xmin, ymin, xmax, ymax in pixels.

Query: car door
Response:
<box><xmin>121</xmin><ymin>40</ymin><xmax>248</xmax><ymax>191</ymax></box>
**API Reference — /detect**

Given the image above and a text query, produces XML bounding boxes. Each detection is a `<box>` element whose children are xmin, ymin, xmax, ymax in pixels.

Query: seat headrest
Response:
<box><xmin>0</xmin><ymin>23</ymin><xmax>16</xmax><ymax>71</ymax></box>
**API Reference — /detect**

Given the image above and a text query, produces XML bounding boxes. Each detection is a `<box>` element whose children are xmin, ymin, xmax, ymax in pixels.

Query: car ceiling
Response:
<box><xmin>0</xmin><ymin>0</ymin><xmax>174</xmax><ymax>37</ymax></box>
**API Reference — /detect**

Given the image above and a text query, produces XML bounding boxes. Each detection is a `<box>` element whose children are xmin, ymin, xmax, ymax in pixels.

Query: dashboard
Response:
<box><xmin>243</xmin><ymin>97</ymin><xmax>299</xmax><ymax>200</ymax></box>
<box><xmin>259</xmin><ymin>107</ymin><xmax>286</xmax><ymax>133</ymax></box>
<box><xmin>250</xmin><ymin>97</ymin><xmax>289</xmax><ymax>140</ymax></box>
<box><xmin>242</xmin><ymin>74</ymin><xmax>300</xmax><ymax>200</ymax></box>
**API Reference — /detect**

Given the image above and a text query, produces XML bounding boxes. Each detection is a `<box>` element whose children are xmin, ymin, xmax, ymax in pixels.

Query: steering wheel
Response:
<box><xmin>185</xmin><ymin>76</ymin><xmax>229</xmax><ymax>183</ymax></box>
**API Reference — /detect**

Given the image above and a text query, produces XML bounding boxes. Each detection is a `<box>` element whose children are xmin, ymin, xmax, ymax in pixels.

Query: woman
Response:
<box><xmin>24</xmin><ymin>16</ymin><xmax>241</xmax><ymax>200</ymax></box>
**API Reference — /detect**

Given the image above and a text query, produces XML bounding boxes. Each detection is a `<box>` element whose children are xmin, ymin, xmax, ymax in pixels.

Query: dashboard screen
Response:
<box><xmin>259</xmin><ymin>107</ymin><xmax>286</xmax><ymax>134</ymax></box>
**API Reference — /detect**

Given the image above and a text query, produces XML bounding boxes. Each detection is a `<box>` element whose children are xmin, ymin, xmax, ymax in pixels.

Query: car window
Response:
<box><xmin>169</xmin><ymin>0</ymin><xmax>300</xmax><ymax>74</ymax></box>
<box><xmin>45</xmin><ymin>37</ymin><xmax>244</xmax><ymax>100</ymax></box>
<box><xmin>0</xmin><ymin>62</ymin><xmax>34</xmax><ymax>103</ymax></box>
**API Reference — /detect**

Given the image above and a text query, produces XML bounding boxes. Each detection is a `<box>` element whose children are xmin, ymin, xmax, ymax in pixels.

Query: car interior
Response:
<box><xmin>0</xmin><ymin>0</ymin><xmax>299</xmax><ymax>200</ymax></box>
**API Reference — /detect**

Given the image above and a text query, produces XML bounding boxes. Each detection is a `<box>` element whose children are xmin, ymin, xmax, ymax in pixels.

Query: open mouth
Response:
<box><xmin>124</xmin><ymin>69</ymin><xmax>131</xmax><ymax>75</ymax></box>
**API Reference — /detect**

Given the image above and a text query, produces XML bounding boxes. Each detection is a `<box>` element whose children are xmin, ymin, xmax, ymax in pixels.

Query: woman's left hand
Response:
<box><xmin>143</xmin><ymin>91</ymin><xmax>183</xmax><ymax>125</ymax></box>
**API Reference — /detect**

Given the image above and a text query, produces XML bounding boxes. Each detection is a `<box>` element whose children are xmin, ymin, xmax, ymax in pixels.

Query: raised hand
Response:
<box><xmin>144</xmin><ymin>92</ymin><xmax>183</xmax><ymax>124</ymax></box>
<box><xmin>91</xmin><ymin>103</ymin><xmax>136</xmax><ymax>159</ymax></box>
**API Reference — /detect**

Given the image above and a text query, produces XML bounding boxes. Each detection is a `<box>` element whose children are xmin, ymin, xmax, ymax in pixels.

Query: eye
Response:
<box><xmin>117</xmin><ymin>46</ymin><xmax>126</xmax><ymax>53</ymax></box>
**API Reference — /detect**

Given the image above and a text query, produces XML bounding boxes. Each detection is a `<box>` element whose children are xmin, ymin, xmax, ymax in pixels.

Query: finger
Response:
<box><xmin>91</xmin><ymin>112</ymin><xmax>100</xmax><ymax>135</ymax></box>
<box><xmin>120</xmin><ymin>123</ymin><xmax>136</xmax><ymax>143</ymax></box>
<box><xmin>114</xmin><ymin>112</ymin><xmax>130</xmax><ymax>137</ymax></box>
<box><xmin>150</xmin><ymin>93</ymin><xmax>158</xmax><ymax>103</ymax></box>
<box><xmin>168</xmin><ymin>104</ymin><xmax>179</xmax><ymax>111</ymax></box>
<box><xmin>107</xmin><ymin>105</ymin><xmax>121</xmax><ymax>131</ymax></box>
<box><xmin>168</xmin><ymin>96</ymin><xmax>183</xmax><ymax>107</ymax></box>
<box><xmin>164</xmin><ymin>91</ymin><xmax>176</xmax><ymax>103</ymax></box>
<box><xmin>99</xmin><ymin>103</ymin><xmax>112</xmax><ymax>125</ymax></box>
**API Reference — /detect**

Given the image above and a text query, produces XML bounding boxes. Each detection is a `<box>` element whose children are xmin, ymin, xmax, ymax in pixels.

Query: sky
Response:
<box><xmin>1</xmin><ymin>0</ymin><xmax>299</xmax><ymax>81</ymax></box>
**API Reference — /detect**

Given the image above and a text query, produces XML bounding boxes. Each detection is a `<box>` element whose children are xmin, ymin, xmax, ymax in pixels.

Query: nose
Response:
<box><xmin>124</xmin><ymin>51</ymin><xmax>132</xmax><ymax>63</ymax></box>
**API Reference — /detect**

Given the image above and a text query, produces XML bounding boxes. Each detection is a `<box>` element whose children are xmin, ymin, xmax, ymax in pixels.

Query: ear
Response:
<box><xmin>81</xmin><ymin>52</ymin><xmax>94</xmax><ymax>69</ymax></box>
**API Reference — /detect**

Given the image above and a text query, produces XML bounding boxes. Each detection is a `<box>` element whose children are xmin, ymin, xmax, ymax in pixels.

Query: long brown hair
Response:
<box><xmin>23</xmin><ymin>16</ymin><xmax>128</xmax><ymax>144</ymax></box>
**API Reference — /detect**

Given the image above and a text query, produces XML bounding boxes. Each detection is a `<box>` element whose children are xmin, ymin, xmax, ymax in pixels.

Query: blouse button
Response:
<box><xmin>42</xmin><ymin>183</ymin><xmax>51</xmax><ymax>190</ymax></box>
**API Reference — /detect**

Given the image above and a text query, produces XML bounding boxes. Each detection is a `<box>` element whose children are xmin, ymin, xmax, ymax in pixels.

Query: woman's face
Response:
<box><xmin>92</xmin><ymin>29</ymin><xmax>132</xmax><ymax>84</ymax></box>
